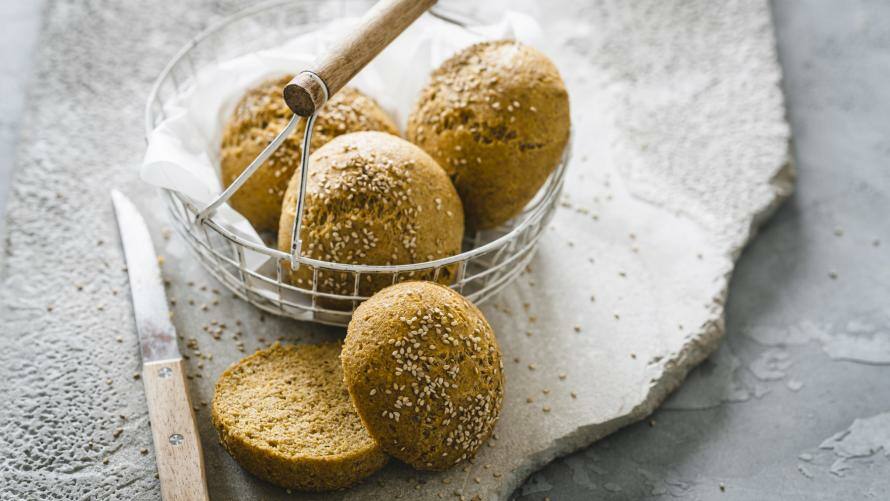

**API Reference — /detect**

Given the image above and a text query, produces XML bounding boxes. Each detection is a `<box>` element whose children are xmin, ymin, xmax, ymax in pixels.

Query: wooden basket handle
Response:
<box><xmin>284</xmin><ymin>0</ymin><xmax>437</xmax><ymax>116</ymax></box>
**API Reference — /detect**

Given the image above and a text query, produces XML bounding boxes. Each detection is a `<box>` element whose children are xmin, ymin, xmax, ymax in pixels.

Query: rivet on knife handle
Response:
<box><xmin>143</xmin><ymin>359</ymin><xmax>210</xmax><ymax>501</ymax></box>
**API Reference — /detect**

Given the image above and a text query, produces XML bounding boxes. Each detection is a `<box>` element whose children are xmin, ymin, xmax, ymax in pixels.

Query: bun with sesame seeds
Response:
<box><xmin>407</xmin><ymin>40</ymin><xmax>570</xmax><ymax>230</ymax></box>
<box><xmin>211</xmin><ymin>342</ymin><xmax>388</xmax><ymax>491</ymax></box>
<box><xmin>221</xmin><ymin>76</ymin><xmax>399</xmax><ymax>233</ymax></box>
<box><xmin>341</xmin><ymin>281</ymin><xmax>504</xmax><ymax>471</ymax></box>
<box><xmin>277</xmin><ymin>131</ymin><xmax>464</xmax><ymax>308</ymax></box>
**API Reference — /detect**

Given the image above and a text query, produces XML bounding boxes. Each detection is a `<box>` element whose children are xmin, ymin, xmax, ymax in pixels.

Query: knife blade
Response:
<box><xmin>111</xmin><ymin>190</ymin><xmax>180</xmax><ymax>362</ymax></box>
<box><xmin>111</xmin><ymin>190</ymin><xmax>209</xmax><ymax>501</ymax></box>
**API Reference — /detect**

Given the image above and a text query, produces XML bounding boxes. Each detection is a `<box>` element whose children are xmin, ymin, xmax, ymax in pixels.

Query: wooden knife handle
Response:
<box><xmin>283</xmin><ymin>0</ymin><xmax>437</xmax><ymax>116</ymax></box>
<box><xmin>143</xmin><ymin>359</ymin><xmax>210</xmax><ymax>501</ymax></box>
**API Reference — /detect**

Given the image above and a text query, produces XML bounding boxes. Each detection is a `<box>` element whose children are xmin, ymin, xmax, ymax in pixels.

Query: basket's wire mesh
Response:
<box><xmin>146</xmin><ymin>0</ymin><xmax>569</xmax><ymax>326</ymax></box>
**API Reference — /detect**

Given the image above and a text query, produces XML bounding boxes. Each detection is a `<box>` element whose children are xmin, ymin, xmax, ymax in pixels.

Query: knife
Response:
<box><xmin>111</xmin><ymin>190</ymin><xmax>210</xmax><ymax>501</ymax></box>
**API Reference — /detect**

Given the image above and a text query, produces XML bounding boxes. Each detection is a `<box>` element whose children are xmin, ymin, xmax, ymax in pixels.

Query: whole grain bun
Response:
<box><xmin>407</xmin><ymin>40</ymin><xmax>570</xmax><ymax>230</ymax></box>
<box><xmin>211</xmin><ymin>342</ymin><xmax>387</xmax><ymax>491</ymax></box>
<box><xmin>277</xmin><ymin>132</ymin><xmax>464</xmax><ymax>307</ymax></box>
<box><xmin>221</xmin><ymin>76</ymin><xmax>398</xmax><ymax>232</ymax></box>
<box><xmin>341</xmin><ymin>281</ymin><xmax>504</xmax><ymax>470</ymax></box>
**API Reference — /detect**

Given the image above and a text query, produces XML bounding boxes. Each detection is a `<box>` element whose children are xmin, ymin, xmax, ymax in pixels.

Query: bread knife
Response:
<box><xmin>111</xmin><ymin>190</ymin><xmax>210</xmax><ymax>501</ymax></box>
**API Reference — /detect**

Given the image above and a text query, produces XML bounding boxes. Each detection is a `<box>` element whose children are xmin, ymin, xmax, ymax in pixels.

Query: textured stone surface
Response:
<box><xmin>516</xmin><ymin>2</ymin><xmax>890</xmax><ymax>498</ymax></box>
<box><xmin>0</xmin><ymin>1</ymin><xmax>792</xmax><ymax>500</ymax></box>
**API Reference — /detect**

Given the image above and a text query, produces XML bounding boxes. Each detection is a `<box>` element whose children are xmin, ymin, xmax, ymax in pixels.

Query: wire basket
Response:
<box><xmin>145</xmin><ymin>0</ymin><xmax>570</xmax><ymax>326</ymax></box>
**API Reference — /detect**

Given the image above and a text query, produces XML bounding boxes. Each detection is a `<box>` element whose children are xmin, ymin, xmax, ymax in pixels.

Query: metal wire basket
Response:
<box><xmin>145</xmin><ymin>0</ymin><xmax>570</xmax><ymax>326</ymax></box>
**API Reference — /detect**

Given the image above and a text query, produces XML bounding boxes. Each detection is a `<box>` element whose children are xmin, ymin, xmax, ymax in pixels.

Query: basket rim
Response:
<box><xmin>145</xmin><ymin>0</ymin><xmax>570</xmax><ymax>275</ymax></box>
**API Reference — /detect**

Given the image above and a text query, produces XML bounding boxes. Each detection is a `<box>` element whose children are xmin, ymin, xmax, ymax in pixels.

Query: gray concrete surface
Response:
<box><xmin>0</xmin><ymin>1</ymin><xmax>887</xmax><ymax>500</ymax></box>
<box><xmin>0</xmin><ymin>0</ymin><xmax>44</xmax><ymax>243</ymax></box>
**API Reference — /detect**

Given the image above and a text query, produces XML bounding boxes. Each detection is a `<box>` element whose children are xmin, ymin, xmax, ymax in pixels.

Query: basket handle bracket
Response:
<box><xmin>288</xmin><ymin>112</ymin><xmax>319</xmax><ymax>270</ymax></box>
<box><xmin>195</xmin><ymin>114</ymin><xmax>301</xmax><ymax>224</ymax></box>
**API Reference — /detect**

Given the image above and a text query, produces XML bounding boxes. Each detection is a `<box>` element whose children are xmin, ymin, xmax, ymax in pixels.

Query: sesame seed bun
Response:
<box><xmin>277</xmin><ymin>132</ymin><xmax>464</xmax><ymax>309</ymax></box>
<box><xmin>211</xmin><ymin>342</ymin><xmax>388</xmax><ymax>491</ymax></box>
<box><xmin>407</xmin><ymin>40</ymin><xmax>571</xmax><ymax>230</ymax></box>
<box><xmin>341</xmin><ymin>281</ymin><xmax>504</xmax><ymax>470</ymax></box>
<box><xmin>221</xmin><ymin>76</ymin><xmax>399</xmax><ymax>233</ymax></box>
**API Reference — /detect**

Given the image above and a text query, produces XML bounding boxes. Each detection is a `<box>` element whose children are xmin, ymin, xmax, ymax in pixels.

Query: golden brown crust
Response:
<box><xmin>407</xmin><ymin>40</ymin><xmax>571</xmax><ymax>230</ymax></box>
<box><xmin>277</xmin><ymin>132</ymin><xmax>464</xmax><ymax>308</ymax></box>
<box><xmin>221</xmin><ymin>76</ymin><xmax>399</xmax><ymax>233</ymax></box>
<box><xmin>341</xmin><ymin>281</ymin><xmax>504</xmax><ymax>470</ymax></box>
<box><xmin>211</xmin><ymin>342</ymin><xmax>388</xmax><ymax>491</ymax></box>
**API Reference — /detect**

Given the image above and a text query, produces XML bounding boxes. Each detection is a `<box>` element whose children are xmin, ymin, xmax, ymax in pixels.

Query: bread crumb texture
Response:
<box><xmin>342</xmin><ymin>281</ymin><xmax>504</xmax><ymax>470</ymax></box>
<box><xmin>211</xmin><ymin>342</ymin><xmax>387</xmax><ymax>491</ymax></box>
<box><xmin>278</xmin><ymin>131</ymin><xmax>464</xmax><ymax>307</ymax></box>
<box><xmin>221</xmin><ymin>76</ymin><xmax>398</xmax><ymax>232</ymax></box>
<box><xmin>407</xmin><ymin>40</ymin><xmax>570</xmax><ymax>230</ymax></box>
